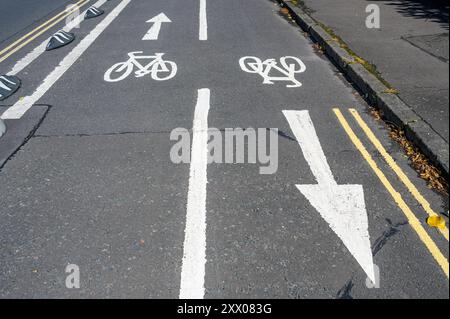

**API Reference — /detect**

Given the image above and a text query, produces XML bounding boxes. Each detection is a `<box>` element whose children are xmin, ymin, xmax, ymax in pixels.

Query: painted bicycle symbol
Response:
<box><xmin>239</xmin><ymin>56</ymin><xmax>306</xmax><ymax>88</ymax></box>
<box><xmin>104</xmin><ymin>51</ymin><xmax>177</xmax><ymax>82</ymax></box>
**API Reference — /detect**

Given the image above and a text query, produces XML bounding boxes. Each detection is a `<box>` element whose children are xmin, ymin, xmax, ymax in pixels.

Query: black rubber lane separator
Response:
<box><xmin>85</xmin><ymin>6</ymin><xmax>105</xmax><ymax>19</ymax></box>
<box><xmin>46</xmin><ymin>30</ymin><xmax>75</xmax><ymax>51</ymax></box>
<box><xmin>0</xmin><ymin>75</ymin><xmax>21</xmax><ymax>101</ymax></box>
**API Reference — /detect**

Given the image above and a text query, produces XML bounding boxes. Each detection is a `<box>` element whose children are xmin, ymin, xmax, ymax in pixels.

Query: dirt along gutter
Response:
<box><xmin>274</xmin><ymin>0</ymin><xmax>449</xmax><ymax>196</ymax></box>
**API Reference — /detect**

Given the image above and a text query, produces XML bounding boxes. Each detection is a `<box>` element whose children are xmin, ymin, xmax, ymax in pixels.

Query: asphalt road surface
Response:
<box><xmin>0</xmin><ymin>0</ymin><xmax>77</xmax><ymax>43</ymax></box>
<box><xmin>0</xmin><ymin>0</ymin><xmax>448</xmax><ymax>298</ymax></box>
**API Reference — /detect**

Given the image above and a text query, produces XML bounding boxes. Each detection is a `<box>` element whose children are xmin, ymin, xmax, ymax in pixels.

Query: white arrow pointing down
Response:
<box><xmin>142</xmin><ymin>13</ymin><xmax>171</xmax><ymax>40</ymax></box>
<box><xmin>283</xmin><ymin>110</ymin><xmax>376</xmax><ymax>283</ymax></box>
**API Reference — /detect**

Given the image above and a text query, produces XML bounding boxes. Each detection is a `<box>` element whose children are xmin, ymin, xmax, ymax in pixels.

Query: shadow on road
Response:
<box><xmin>369</xmin><ymin>0</ymin><xmax>449</xmax><ymax>30</ymax></box>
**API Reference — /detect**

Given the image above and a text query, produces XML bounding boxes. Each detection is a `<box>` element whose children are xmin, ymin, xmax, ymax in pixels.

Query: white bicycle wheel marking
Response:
<box><xmin>239</xmin><ymin>56</ymin><xmax>306</xmax><ymax>88</ymax></box>
<box><xmin>104</xmin><ymin>51</ymin><xmax>177</xmax><ymax>82</ymax></box>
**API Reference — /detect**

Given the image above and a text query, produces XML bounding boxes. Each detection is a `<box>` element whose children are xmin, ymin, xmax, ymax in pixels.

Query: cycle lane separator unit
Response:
<box><xmin>1</xmin><ymin>0</ymin><xmax>131</xmax><ymax>120</ymax></box>
<box><xmin>0</xmin><ymin>0</ymin><xmax>92</xmax><ymax>64</ymax></box>
<box><xmin>0</xmin><ymin>0</ymin><xmax>88</xmax><ymax>58</ymax></box>
<box><xmin>7</xmin><ymin>0</ymin><xmax>109</xmax><ymax>77</ymax></box>
<box><xmin>179</xmin><ymin>88</ymin><xmax>210</xmax><ymax>299</ymax></box>
<box><xmin>0</xmin><ymin>0</ymin><xmax>107</xmax><ymax>168</ymax></box>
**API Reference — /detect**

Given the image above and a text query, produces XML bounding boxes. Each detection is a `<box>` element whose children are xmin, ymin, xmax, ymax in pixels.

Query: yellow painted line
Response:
<box><xmin>349</xmin><ymin>108</ymin><xmax>449</xmax><ymax>241</ymax></box>
<box><xmin>0</xmin><ymin>0</ymin><xmax>90</xmax><ymax>63</ymax></box>
<box><xmin>0</xmin><ymin>0</ymin><xmax>87</xmax><ymax>57</ymax></box>
<box><xmin>333</xmin><ymin>108</ymin><xmax>449</xmax><ymax>279</ymax></box>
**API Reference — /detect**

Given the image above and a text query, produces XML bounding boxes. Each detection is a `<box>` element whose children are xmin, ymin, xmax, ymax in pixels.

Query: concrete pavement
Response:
<box><xmin>0</xmin><ymin>0</ymin><xmax>448</xmax><ymax>298</ymax></box>
<box><xmin>294</xmin><ymin>0</ymin><xmax>449</xmax><ymax>170</ymax></box>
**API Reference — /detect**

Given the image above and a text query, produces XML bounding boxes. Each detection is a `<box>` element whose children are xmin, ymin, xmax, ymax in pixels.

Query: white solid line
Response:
<box><xmin>7</xmin><ymin>0</ymin><xmax>108</xmax><ymax>77</ymax></box>
<box><xmin>199</xmin><ymin>0</ymin><xmax>208</xmax><ymax>41</ymax></box>
<box><xmin>179</xmin><ymin>88</ymin><xmax>210</xmax><ymax>299</ymax></box>
<box><xmin>1</xmin><ymin>0</ymin><xmax>129</xmax><ymax>120</ymax></box>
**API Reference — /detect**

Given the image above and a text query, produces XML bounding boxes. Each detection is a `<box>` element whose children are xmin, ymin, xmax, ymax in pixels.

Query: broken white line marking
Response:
<box><xmin>179</xmin><ymin>89</ymin><xmax>210</xmax><ymax>299</ymax></box>
<box><xmin>1</xmin><ymin>0</ymin><xmax>130</xmax><ymax>120</ymax></box>
<box><xmin>199</xmin><ymin>0</ymin><xmax>208</xmax><ymax>41</ymax></box>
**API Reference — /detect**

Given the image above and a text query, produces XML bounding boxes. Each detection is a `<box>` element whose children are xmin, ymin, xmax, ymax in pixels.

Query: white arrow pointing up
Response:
<box><xmin>142</xmin><ymin>13</ymin><xmax>171</xmax><ymax>41</ymax></box>
<box><xmin>283</xmin><ymin>110</ymin><xmax>376</xmax><ymax>283</ymax></box>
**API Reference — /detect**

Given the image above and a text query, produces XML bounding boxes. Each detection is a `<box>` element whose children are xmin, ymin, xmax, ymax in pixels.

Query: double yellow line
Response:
<box><xmin>0</xmin><ymin>0</ymin><xmax>91</xmax><ymax>64</ymax></box>
<box><xmin>334</xmin><ymin>108</ymin><xmax>449</xmax><ymax>279</ymax></box>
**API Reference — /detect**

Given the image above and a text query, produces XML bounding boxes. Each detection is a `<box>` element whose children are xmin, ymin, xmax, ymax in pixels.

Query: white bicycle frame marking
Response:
<box><xmin>239</xmin><ymin>56</ymin><xmax>306</xmax><ymax>88</ymax></box>
<box><xmin>104</xmin><ymin>51</ymin><xmax>177</xmax><ymax>82</ymax></box>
